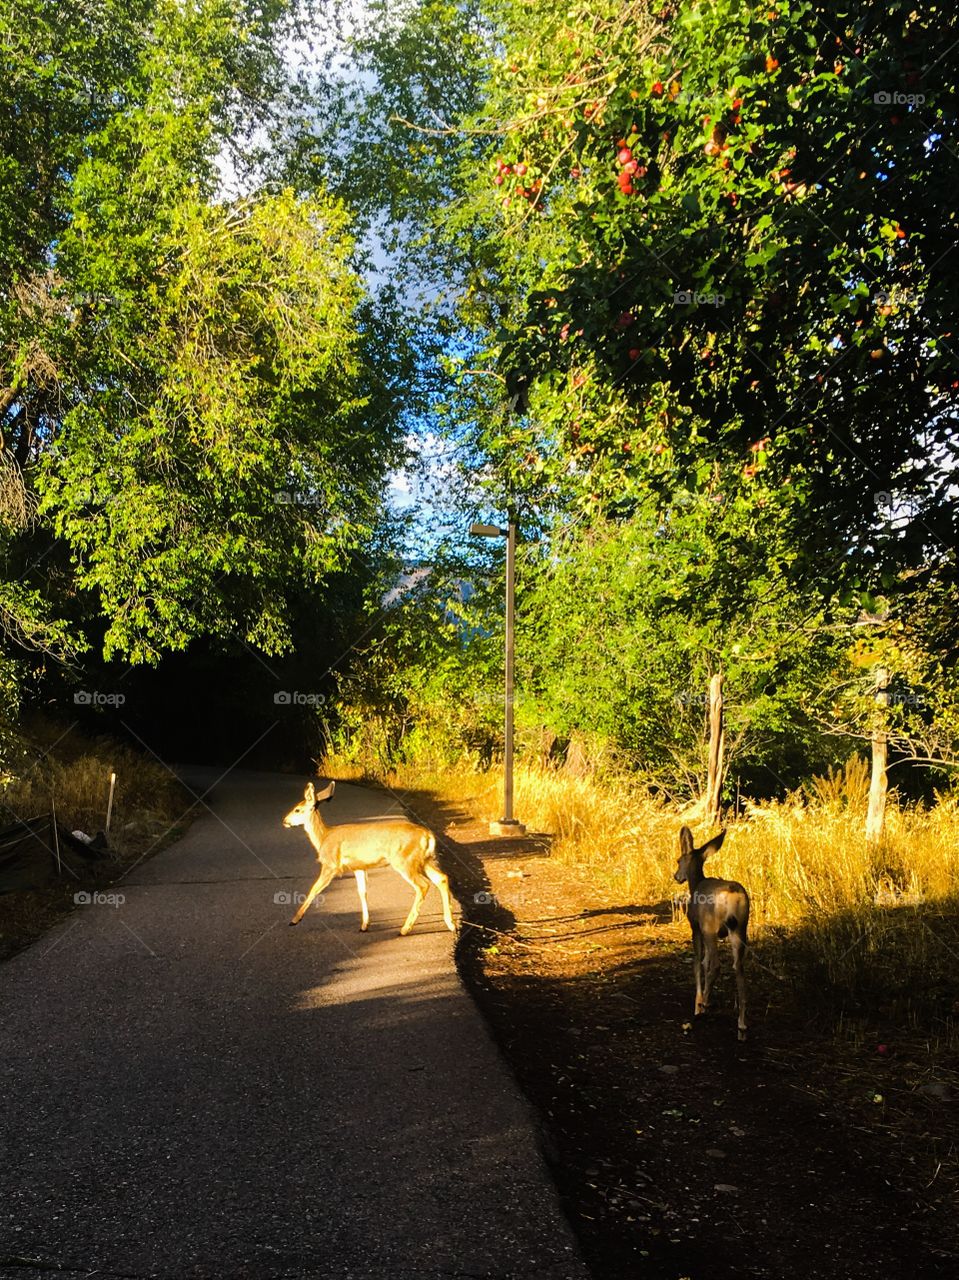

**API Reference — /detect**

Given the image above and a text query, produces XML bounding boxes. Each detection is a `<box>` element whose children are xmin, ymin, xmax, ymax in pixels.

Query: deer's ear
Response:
<box><xmin>699</xmin><ymin>830</ymin><xmax>726</xmax><ymax>860</ymax></box>
<box><xmin>304</xmin><ymin>782</ymin><xmax>315</xmax><ymax>803</ymax></box>
<box><xmin>679</xmin><ymin>826</ymin><xmax>694</xmax><ymax>855</ymax></box>
<box><xmin>316</xmin><ymin>779</ymin><xmax>335</xmax><ymax>803</ymax></box>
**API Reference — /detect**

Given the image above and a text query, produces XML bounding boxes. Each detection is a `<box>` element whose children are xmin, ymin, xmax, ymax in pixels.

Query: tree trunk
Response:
<box><xmin>865</xmin><ymin>667</ymin><xmax>891</xmax><ymax>845</ymax></box>
<box><xmin>564</xmin><ymin>733</ymin><xmax>589</xmax><ymax>778</ymax></box>
<box><xmin>705</xmin><ymin>673</ymin><xmax>725</xmax><ymax>827</ymax></box>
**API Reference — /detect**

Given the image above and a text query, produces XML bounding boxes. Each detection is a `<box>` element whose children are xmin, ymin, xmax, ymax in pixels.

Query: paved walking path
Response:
<box><xmin>0</xmin><ymin>769</ymin><xmax>588</xmax><ymax>1279</ymax></box>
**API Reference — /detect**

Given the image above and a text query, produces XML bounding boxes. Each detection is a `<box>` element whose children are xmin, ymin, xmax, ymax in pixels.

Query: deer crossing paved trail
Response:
<box><xmin>0</xmin><ymin>768</ymin><xmax>587</xmax><ymax>1280</ymax></box>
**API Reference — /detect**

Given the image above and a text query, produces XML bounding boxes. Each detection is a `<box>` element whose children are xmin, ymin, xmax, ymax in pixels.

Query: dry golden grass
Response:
<box><xmin>325</xmin><ymin>748</ymin><xmax>959</xmax><ymax>1031</ymax></box>
<box><xmin>2</xmin><ymin>717</ymin><xmax>188</xmax><ymax>856</ymax></box>
<box><xmin>0</xmin><ymin>717</ymin><xmax>193</xmax><ymax>963</ymax></box>
<box><xmin>330</xmin><ymin>752</ymin><xmax>959</xmax><ymax>918</ymax></box>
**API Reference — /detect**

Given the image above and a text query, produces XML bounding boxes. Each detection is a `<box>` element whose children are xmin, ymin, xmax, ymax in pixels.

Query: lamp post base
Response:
<box><xmin>489</xmin><ymin>818</ymin><xmax>527</xmax><ymax>837</ymax></box>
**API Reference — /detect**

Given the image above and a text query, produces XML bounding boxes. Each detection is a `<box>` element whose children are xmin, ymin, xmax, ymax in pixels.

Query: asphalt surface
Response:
<box><xmin>0</xmin><ymin>769</ymin><xmax>588</xmax><ymax>1280</ymax></box>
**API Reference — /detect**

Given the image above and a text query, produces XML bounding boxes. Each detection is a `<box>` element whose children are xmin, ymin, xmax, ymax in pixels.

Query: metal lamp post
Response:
<box><xmin>470</xmin><ymin>514</ymin><xmax>526</xmax><ymax>837</ymax></box>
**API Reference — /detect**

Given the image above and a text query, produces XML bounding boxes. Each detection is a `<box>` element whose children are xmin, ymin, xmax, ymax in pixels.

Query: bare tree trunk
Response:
<box><xmin>705</xmin><ymin>673</ymin><xmax>725</xmax><ymax>827</ymax></box>
<box><xmin>865</xmin><ymin>667</ymin><xmax>891</xmax><ymax>845</ymax></box>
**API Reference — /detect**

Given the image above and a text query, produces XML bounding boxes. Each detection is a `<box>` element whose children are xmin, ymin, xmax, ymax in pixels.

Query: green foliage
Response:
<box><xmin>2</xmin><ymin>0</ymin><xmax>956</xmax><ymax>797</ymax></box>
<box><xmin>329</xmin><ymin>562</ymin><xmax>504</xmax><ymax>770</ymax></box>
<box><xmin>1</xmin><ymin>0</ymin><xmax>407</xmax><ymax>669</ymax></box>
<box><xmin>334</xmin><ymin>0</ymin><xmax>959</xmax><ymax>797</ymax></box>
<box><xmin>455</xmin><ymin>0</ymin><xmax>958</xmax><ymax>604</ymax></box>
<box><xmin>513</xmin><ymin>505</ymin><xmax>849</xmax><ymax>793</ymax></box>
<box><xmin>39</xmin><ymin>185</ymin><xmax>375</xmax><ymax>661</ymax></box>
<box><xmin>322</xmin><ymin>1</ymin><xmax>489</xmax><ymax>263</ymax></box>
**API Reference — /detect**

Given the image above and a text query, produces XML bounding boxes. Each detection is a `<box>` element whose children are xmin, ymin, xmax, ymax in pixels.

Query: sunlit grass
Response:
<box><xmin>325</xmin><ymin>746</ymin><xmax>959</xmax><ymax>1031</ymax></box>
<box><xmin>332</xmin><ymin>752</ymin><xmax>959</xmax><ymax>919</ymax></box>
<box><xmin>1</xmin><ymin>717</ymin><xmax>187</xmax><ymax>855</ymax></box>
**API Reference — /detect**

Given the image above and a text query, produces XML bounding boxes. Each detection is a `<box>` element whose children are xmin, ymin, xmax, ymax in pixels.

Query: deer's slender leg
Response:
<box><xmin>731</xmin><ymin>934</ymin><xmax>748</xmax><ymax>1040</ymax></box>
<box><xmin>395</xmin><ymin>868</ymin><xmax>431</xmax><ymax>935</ymax></box>
<box><xmin>692</xmin><ymin>928</ymin><xmax>706</xmax><ymax>1015</ymax></box>
<box><xmin>673</xmin><ymin>826</ymin><xmax>750</xmax><ymax>1040</ymax></box>
<box><xmin>354</xmin><ymin>869</ymin><xmax>370</xmax><ymax>931</ymax></box>
<box><xmin>290</xmin><ymin>861</ymin><xmax>338</xmax><ymax>925</ymax></box>
<box><xmin>426</xmin><ymin>864</ymin><xmax>455</xmax><ymax>931</ymax></box>
<box><xmin>702</xmin><ymin>932</ymin><xmax>721</xmax><ymax>1011</ymax></box>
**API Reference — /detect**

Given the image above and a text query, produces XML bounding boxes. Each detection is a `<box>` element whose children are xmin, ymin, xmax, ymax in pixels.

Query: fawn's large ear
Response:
<box><xmin>315</xmin><ymin>779</ymin><xmax>335</xmax><ymax>803</ymax></box>
<box><xmin>679</xmin><ymin>826</ymin><xmax>694</xmax><ymax>855</ymax></box>
<box><xmin>699</xmin><ymin>830</ymin><xmax>726</xmax><ymax>860</ymax></box>
<box><xmin>304</xmin><ymin>782</ymin><xmax>315</xmax><ymax>803</ymax></box>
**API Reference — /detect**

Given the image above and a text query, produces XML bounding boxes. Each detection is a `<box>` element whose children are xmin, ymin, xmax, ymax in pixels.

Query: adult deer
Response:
<box><xmin>282</xmin><ymin>780</ymin><xmax>455</xmax><ymax>935</ymax></box>
<box><xmin>673</xmin><ymin>825</ymin><xmax>750</xmax><ymax>1041</ymax></box>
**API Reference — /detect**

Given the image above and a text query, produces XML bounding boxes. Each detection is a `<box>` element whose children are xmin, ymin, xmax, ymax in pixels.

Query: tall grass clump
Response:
<box><xmin>1</xmin><ymin>716</ymin><xmax>188</xmax><ymax>855</ymax></box>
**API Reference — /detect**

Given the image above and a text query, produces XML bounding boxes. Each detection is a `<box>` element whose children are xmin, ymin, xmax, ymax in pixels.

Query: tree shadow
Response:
<box><xmin>377</xmin><ymin>784</ymin><xmax>555</xmax><ymax>946</ymax></box>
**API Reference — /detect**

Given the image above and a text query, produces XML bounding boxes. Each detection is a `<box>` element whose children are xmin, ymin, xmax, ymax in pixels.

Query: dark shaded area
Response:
<box><xmin>26</xmin><ymin>568</ymin><xmax>378</xmax><ymax>772</ymax></box>
<box><xmin>0</xmin><ymin>815</ymin><xmax>109</xmax><ymax>893</ymax></box>
<box><xmin>112</xmin><ymin>643</ymin><xmax>310</xmax><ymax>771</ymax></box>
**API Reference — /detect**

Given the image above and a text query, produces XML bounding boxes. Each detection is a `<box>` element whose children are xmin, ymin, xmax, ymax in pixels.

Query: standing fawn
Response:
<box><xmin>673</xmin><ymin>825</ymin><xmax>750</xmax><ymax>1040</ymax></box>
<box><xmin>283</xmin><ymin>780</ymin><xmax>455</xmax><ymax>935</ymax></box>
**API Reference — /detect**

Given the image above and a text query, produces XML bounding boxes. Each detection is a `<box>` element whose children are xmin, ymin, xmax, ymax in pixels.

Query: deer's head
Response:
<box><xmin>674</xmin><ymin>825</ymin><xmax>726</xmax><ymax>883</ymax></box>
<box><xmin>283</xmin><ymin>780</ymin><xmax>335</xmax><ymax>828</ymax></box>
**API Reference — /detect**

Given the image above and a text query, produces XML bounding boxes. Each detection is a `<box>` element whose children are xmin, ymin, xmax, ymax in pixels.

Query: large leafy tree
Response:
<box><xmin>329</xmin><ymin>0</ymin><xmax>959</xmax><ymax>788</ymax></box>
<box><xmin>453</xmin><ymin>0</ymin><xmax>958</xmax><ymax>591</ymax></box>
<box><xmin>0</xmin><ymin>0</ymin><xmax>407</xmax><ymax>666</ymax></box>
<box><xmin>513</xmin><ymin>502</ymin><xmax>849</xmax><ymax>793</ymax></box>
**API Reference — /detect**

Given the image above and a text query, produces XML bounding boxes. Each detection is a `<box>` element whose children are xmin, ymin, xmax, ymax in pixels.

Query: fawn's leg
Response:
<box><xmin>692</xmin><ymin>928</ymin><xmax>706</xmax><ymax>1015</ymax></box>
<box><xmin>426</xmin><ymin>863</ymin><xmax>455</xmax><ymax>931</ymax></box>
<box><xmin>731</xmin><ymin>934</ymin><xmax>748</xmax><ymax>1041</ymax></box>
<box><xmin>290</xmin><ymin>862</ymin><xmax>338</xmax><ymax>925</ymax></box>
<box><xmin>395</xmin><ymin>868</ymin><xmax>431</xmax><ymax>935</ymax></box>
<box><xmin>354</xmin><ymin>869</ymin><xmax>370</xmax><ymax>932</ymax></box>
<box><xmin>702</xmin><ymin>932</ymin><xmax>721</xmax><ymax>1011</ymax></box>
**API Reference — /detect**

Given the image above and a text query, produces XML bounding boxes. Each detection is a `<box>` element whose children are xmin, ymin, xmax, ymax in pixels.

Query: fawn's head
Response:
<box><xmin>283</xmin><ymin>779</ymin><xmax>335</xmax><ymax>828</ymax></box>
<box><xmin>674</xmin><ymin>825</ymin><xmax>726</xmax><ymax>883</ymax></box>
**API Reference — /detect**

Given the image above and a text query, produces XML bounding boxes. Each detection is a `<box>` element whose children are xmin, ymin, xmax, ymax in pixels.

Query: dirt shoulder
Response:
<box><xmin>396</xmin><ymin>783</ymin><xmax>959</xmax><ymax>1280</ymax></box>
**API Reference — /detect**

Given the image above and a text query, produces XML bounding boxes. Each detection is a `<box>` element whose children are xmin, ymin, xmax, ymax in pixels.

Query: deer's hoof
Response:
<box><xmin>359</xmin><ymin>924</ymin><xmax>369</xmax><ymax>932</ymax></box>
<box><xmin>738</xmin><ymin>1028</ymin><xmax>748</xmax><ymax>1042</ymax></box>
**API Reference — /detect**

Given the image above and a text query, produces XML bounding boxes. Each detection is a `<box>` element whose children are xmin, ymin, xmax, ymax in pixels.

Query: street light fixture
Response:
<box><xmin>470</xmin><ymin>514</ymin><xmax>526</xmax><ymax>837</ymax></box>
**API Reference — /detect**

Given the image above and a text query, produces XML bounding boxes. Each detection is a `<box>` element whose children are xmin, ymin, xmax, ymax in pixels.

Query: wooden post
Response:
<box><xmin>705</xmin><ymin>673</ymin><xmax>725</xmax><ymax>826</ymax></box>
<box><xmin>51</xmin><ymin>792</ymin><xmax>61</xmax><ymax>877</ymax></box>
<box><xmin>105</xmin><ymin>770</ymin><xmax>117</xmax><ymax>836</ymax></box>
<box><xmin>865</xmin><ymin>668</ymin><xmax>890</xmax><ymax>845</ymax></box>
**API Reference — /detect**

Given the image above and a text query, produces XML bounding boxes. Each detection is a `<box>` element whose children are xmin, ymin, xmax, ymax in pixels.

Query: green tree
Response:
<box><xmin>512</xmin><ymin>501</ymin><xmax>850</xmax><ymax>794</ymax></box>
<box><xmin>449</xmin><ymin>1</ymin><xmax>956</xmax><ymax>587</ymax></box>
<box><xmin>334</xmin><ymin>0</ymin><xmax>959</xmax><ymax>794</ymax></box>
<box><xmin>1</xmin><ymin>0</ymin><xmax>406</xmax><ymax>667</ymax></box>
